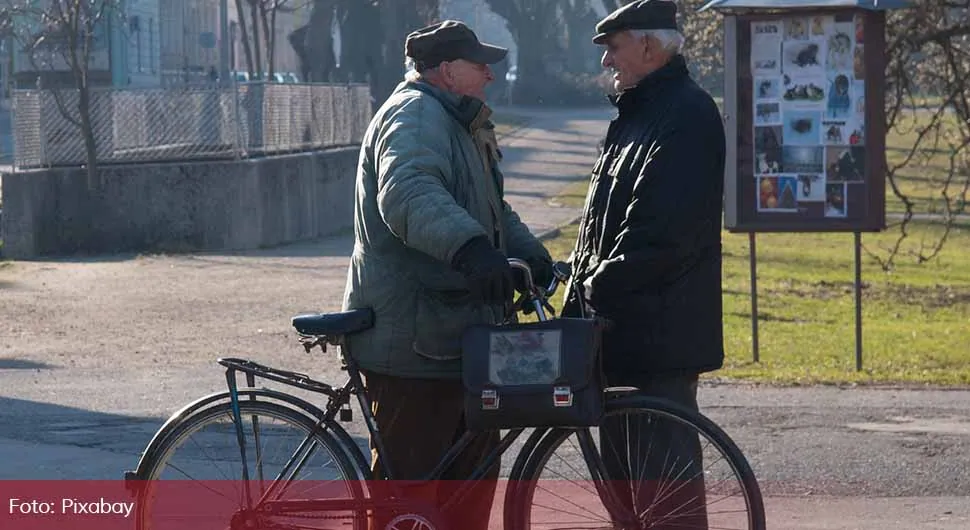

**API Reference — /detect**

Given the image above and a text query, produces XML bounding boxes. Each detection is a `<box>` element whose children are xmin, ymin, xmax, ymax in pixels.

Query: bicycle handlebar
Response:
<box><xmin>506</xmin><ymin>258</ymin><xmax>571</xmax><ymax>321</ymax></box>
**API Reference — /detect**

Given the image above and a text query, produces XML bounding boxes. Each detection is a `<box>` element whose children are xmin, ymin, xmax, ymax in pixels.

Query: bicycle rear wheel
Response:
<box><xmin>506</xmin><ymin>392</ymin><xmax>765</xmax><ymax>530</ymax></box>
<box><xmin>134</xmin><ymin>399</ymin><xmax>368</xmax><ymax>530</ymax></box>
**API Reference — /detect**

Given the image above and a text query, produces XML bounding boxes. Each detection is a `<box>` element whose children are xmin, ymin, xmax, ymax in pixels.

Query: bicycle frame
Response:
<box><xmin>217</xmin><ymin>258</ymin><xmax>584</xmax><ymax>519</ymax></box>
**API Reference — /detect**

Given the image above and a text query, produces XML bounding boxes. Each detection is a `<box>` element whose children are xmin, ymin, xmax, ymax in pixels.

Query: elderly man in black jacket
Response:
<box><xmin>563</xmin><ymin>0</ymin><xmax>726</xmax><ymax>527</ymax></box>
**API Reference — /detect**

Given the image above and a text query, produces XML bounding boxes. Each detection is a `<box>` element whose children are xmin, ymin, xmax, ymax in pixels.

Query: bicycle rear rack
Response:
<box><xmin>218</xmin><ymin>357</ymin><xmax>338</xmax><ymax>397</ymax></box>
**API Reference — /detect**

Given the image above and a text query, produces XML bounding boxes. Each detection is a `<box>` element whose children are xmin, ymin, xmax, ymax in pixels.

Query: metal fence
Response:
<box><xmin>10</xmin><ymin>82</ymin><xmax>373</xmax><ymax>169</ymax></box>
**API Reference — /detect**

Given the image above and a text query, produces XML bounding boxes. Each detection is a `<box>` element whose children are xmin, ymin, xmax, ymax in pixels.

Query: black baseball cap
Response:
<box><xmin>593</xmin><ymin>0</ymin><xmax>680</xmax><ymax>44</ymax></box>
<box><xmin>405</xmin><ymin>20</ymin><xmax>508</xmax><ymax>70</ymax></box>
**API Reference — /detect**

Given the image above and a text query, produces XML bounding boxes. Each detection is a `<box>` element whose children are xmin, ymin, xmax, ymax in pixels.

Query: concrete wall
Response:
<box><xmin>0</xmin><ymin>147</ymin><xmax>358</xmax><ymax>259</ymax></box>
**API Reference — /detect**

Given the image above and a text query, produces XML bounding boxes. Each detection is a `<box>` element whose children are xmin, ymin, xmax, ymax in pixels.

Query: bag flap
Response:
<box><xmin>461</xmin><ymin>318</ymin><xmax>602</xmax><ymax>394</ymax></box>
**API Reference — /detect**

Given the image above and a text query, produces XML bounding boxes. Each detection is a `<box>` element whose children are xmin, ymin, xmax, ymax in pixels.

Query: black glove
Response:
<box><xmin>528</xmin><ymin>255</ymin><xmax>555</xmax><ymax>292</ymax></box>
<box><xmin>451</xmin><ymin>236</ymin><xmax>515</xmax><ymax>306</ymax></box>
<box><xmin>510</xmin><ymin>256</ymin><xmax>554</xmax><ymax>291</ymax></box>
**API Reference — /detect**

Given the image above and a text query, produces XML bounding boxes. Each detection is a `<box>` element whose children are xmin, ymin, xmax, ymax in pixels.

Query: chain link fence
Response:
<box><xmin>9</xmin><ymin>82</ymin><xmax>373</xmax><ymax>169</ymax></box>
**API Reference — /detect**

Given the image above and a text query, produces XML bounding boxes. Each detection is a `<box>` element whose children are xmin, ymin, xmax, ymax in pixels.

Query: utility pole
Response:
<box><xmin>220</xmin><ymin>0</ymin><xmax>230</xmax><ymax>84</ymax></box>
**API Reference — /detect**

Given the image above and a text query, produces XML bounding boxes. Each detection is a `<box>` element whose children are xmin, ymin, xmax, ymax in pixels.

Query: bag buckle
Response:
<box><xmin>481</xmin><ymin>389</ymin><xmax>499</xmax><ymax>410</ymax></box>
<box><xmin>553</xmin><ymin>386</ymin><xmax>573</xmax><ymax>407</ymax></box>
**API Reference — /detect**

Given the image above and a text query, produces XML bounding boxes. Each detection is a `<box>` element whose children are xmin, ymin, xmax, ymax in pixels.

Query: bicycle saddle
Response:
<box><xmin>291</xmin><ymin>308</ymin><xmax>375</xmax><ymax>336</ymax></box>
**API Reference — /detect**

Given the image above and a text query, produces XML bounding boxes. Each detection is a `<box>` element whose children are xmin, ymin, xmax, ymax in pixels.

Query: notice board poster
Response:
<box><xmin>726</xmin><ymin>10</ymin><xmax>886</xmax><ymax>233</ymax></box>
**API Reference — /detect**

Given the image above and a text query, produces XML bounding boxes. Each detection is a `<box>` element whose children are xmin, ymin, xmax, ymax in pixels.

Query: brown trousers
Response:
<box><xmin>361</xmin><ymin>369</ymin><xmax>501</xmax><ymax>530</ymax></box>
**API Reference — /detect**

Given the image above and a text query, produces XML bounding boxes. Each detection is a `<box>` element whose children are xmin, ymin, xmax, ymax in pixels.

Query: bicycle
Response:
<box><xmin>124</xmin><ymin>258</ymin><xmax>766</xmax><ymax>530</ymax></box>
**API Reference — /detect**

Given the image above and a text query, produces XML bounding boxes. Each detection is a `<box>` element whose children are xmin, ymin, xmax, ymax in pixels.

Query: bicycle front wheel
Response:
<box><xmin>135</xmin><ymin>399</ymin><xmax>368</xmax><ymax>530</ymax></box>
<box><xmin>506</xmin><ymin>392</ymin><xmax>765</xmax><ymax>530</ymax></box>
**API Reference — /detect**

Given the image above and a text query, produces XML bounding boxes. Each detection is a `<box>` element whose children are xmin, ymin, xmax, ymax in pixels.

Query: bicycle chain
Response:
<box><xmin>265</xmin><ymin>510</ymin><xmax>355</xmax><ymax>520</ymax></box>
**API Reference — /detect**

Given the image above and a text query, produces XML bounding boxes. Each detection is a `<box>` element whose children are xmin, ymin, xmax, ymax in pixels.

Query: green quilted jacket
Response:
<box><xmin>340</xmin><ymin>79</ymin><xmax>551</xmax><ymax>379</ymax></box>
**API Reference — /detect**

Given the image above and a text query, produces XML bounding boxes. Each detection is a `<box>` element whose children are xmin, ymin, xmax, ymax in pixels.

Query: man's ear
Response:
<box><xmin>439</xmin><ymin>61</ymin><xmax>457</xmax><ymax>87</ymax></box>
<box><xmin>641</xmin><ymin>35</ymin><xmax>655</xmax><ymax>63</ymax></box>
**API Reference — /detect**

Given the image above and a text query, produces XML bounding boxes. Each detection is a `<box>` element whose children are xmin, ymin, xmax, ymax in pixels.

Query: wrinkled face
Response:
<box><xmin>440</xmin><ymin>59</ymin><xmax>494</xmax><ymax>101</ymax></box>
<box><xmin>600</xmin><ymin>31</ymin><xmax>654</xmax><ymax>92</ymax></box>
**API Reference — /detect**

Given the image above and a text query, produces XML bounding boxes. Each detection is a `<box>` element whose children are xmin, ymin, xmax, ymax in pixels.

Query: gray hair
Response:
<box><xmin>404</xmin><ymin>56</ymin><xmax>441</xmax><ymax>82</ymax></box>
<box><xmin>630</xmin><ymin>29</ymin><xmax>685</xmax><ymax>54</ymax></box>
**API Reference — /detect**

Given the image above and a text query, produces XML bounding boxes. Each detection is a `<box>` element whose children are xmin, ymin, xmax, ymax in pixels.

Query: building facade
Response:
<box><xmin>6</xmin><ymin>0</ymin><xmax>161</xmax><ymax>88</ymax></box>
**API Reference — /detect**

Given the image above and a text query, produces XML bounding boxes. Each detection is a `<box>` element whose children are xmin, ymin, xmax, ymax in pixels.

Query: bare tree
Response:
<box><xmin>870</xmin><ymin>0</ymin><xmax>970</xmax><ymax>269</ymax></box>
<box><xmin>236</xmin><ymin>0</ymin><xmax>304</xmax><ymax>81</ymax></box>
<box><xmin>3</xmin><ymin>0</ymin><xmax>124</xmax><ymax>190</ymax></box>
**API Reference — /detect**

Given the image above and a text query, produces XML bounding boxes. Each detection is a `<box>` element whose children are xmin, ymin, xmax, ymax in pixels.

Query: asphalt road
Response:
<box><xmin>1</xmin><ymin>106</ymin><xmax>968</xmax><ymax>529</ymax></box>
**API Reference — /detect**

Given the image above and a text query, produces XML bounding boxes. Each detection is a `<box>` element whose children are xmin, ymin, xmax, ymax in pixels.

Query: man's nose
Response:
<box><xmin>484</xmin><ymin>65</ymin><xmax>494</xmax><ymax>81</ymax></box>
<box><xmin>601</xmin><ymin>51</ymin><xmax>612</xmax><ymax>69</ymax></box>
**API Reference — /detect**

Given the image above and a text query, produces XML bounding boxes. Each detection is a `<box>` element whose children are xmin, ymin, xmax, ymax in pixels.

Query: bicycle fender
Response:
<box><xmin>125</xmin><ymin>388</ymin><xmax>369</xmax><ymax>483</ymax></box>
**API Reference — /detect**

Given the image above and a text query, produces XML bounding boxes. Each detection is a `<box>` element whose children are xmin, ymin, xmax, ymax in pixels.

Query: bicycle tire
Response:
<box><xmin>132</xmin><ymin>388</ymin><xmax>371</xmax><ymax>482</ymax></box>
<box><xmin>504</xmin><ymin>393</ymin><xmax>766</xmax><ymax>530</ymax></box>
<box><xmin>134</xmin><ymin>399</ymin><xmax>369</xmax><ymax>530</ymax></box>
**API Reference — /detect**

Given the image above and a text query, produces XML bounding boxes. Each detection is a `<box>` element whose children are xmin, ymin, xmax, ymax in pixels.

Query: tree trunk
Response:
<box><xmin>372</xmin><ymin>0</ymin><xmax>439</xmax><ymax>105</ymax></box>
<box><xmin>78</xmin><ymin>86</ymin><xmax>99</xmax><ymax>191</ymax></box>
<box><xmin>249</xmin><ymin>0</ymin><xmax>263</xmax><ymax>77</ymax></box>
<box><xmin>259</xmin><ymin>0</ymin><xmax>276</xmax><ymax>78</ymax></box>
<box><xmin>234</xmin><ymin>0</ymin><xmax>256</xmax><ymax>75</ymax></box>
<box><xmin>508</xmin><ymin>3</ymin><xmax>558</xmax><ymax>104</ymax></box>
<box><xmin>340</xmin><ymin>1</ymin><xmax>382</xmax><ymax>86</ymax></box>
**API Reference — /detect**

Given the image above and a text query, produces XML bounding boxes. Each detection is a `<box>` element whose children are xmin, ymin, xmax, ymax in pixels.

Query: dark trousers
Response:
<box><xmin>599</xmin><ymin>372</ymin><xmax>709</xmax><ymax>530</ymax></box>
<box><xmin>361</xmin><ymin>369</ymin><xmax>500</xmax><ymax>530</ymax></box>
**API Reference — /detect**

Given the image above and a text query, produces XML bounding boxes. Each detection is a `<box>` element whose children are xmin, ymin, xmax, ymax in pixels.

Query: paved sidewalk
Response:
<box><xmin>492</xmin><ymin>106</ymin><xmax>610</xmax><ymax>237</ymax></box>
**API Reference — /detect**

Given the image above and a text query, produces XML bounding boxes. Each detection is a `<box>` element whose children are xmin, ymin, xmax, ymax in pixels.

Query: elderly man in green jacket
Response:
<box><xmin>340</xmin><ymin>19</ymin><xmax>553</xmax><ymax>530</ymax></box>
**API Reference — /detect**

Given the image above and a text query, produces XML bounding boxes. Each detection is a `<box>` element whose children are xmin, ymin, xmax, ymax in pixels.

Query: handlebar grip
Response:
<box><xmin>552</xmin><ymin>261</ymin><xmax>571</xmax><ymax>281</ymax></box>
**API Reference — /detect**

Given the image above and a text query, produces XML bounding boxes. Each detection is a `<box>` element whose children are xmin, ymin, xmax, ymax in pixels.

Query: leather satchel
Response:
<box><xmin>460</xmin><ymin>317</ymin><xmax>606</xmax><ymax>432</ymax></box>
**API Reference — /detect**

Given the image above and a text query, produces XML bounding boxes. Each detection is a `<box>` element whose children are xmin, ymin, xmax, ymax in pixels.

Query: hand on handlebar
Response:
<box><xmin>506</xmin><ymin>258</ymin><xmax>571</xmax><ymax>317</ymax></box>
<box><xmin>451</xmin><ymin>236</ymin><xmax>515</xmax><ymax>306</ymax></box>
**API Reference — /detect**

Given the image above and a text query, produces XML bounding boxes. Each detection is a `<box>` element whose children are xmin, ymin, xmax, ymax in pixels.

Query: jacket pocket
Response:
<box><xmin>412</xmin><ymin>286</ymin><xmax>485</xmax><ymax>362</ymax></box>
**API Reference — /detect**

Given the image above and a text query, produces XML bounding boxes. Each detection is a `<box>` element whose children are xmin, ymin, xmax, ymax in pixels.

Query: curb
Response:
<box><xmin>536</xmin><ymin>214</ymin><xmax>583</xmax><ymax>241</ymax></box>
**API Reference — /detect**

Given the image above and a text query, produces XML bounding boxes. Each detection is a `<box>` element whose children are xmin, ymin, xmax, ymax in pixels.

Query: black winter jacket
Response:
<box><xmin>562</xmin><ymin>55</ymin><xmax>727</xmax><ymax>378</ymax></box>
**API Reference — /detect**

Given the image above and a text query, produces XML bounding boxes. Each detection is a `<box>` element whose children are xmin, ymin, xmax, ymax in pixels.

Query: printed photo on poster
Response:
<box><xmin>755</xmin><ymin>146</ymin><xmax>783</xmax><ymax>174</ymax></box>
<box><xmin>797</xmin><ymin>174</ymin><xmax>826</xmax><ymax>202</ymax></box>
<box><xmin>826</xmin><ymin>29</ymin><xmax>853</xmax><ymax>71</ymax></box>
<box><xmin>782</xmin><ymin>75</ymin><xmax>825</xmax><ymax>108</ymax></box>
<box><xmin>809</xmin><ymin>15</ymin><xmax>833</xmax><ymax>38</ymax></box>
<box><xmin>785</xmin><ymin>18</ymin><xmax>809</xmax><ymax>40</ymax></box>
<box><xmin>826</xmin><ymin>72</ymin><xmax>853</xmax><ymax>119</ymax></box>
<box><xmin>755</xmin><ymin>125</ymin><xmax>783</xmax><ymax>152</ymax></box>
<box><xmin>783</xmin><ymin>110</ymin><xmax>822</xmax><ymax>146</ymax></box>
<box><xmin>783</xmin><ymin>146</ymin><xmax>825</xmax><ymax>173</ymax></box>
<box><xmin>751</xmin><ymin>21</ymin><xmax>783</xmax><ymax>76</ymax></box>
<box><xmin>853</xmin><ymin>80</ymin><xmax>866</xmax><ymax>117</ymax></box>
<box><xmin>755</xmin><ymin>102</ymin><xmax>782</xmax><ymax>126</ymax></box>
<box><xmin>854</xmin><ymin>45</ymin><xmax>865</xmax><ymax>79</ymax></box>
<box><xmin>782</xmin><ymin>39</ymin><xmax>826</xmax><ymax>77</ymax></box>
<box><xmin>822</xmin><ymin>120</ymin><xmax>851</xmax><ymax>145</ymax></box>
<box><xmin>759</xmin><ymin>175</ymin><xmax>799</xmax><ymax>211</ymax></box>
<box><xmin>825</xmin><ymin>182</ymin><xmax>847</xmax><ymax>217</ymax></box>
<box><xmin>847</xmin><ymin>122</ymin><xmax>865</xmax><ymax>145</ymax></box>
<box><xmin>755</xmin><ymin>77</ymin><xmax>782</xmax><ymax>100</ymax></box>
<box><xmin>826</xmin><ymin>146</ymin><xmax>865</xmax><ymax>182</ymax></box>
<box><xmin>854</xmin><ymin>14</ymin><xmax>864</xmax><ymax>43</ymax></box>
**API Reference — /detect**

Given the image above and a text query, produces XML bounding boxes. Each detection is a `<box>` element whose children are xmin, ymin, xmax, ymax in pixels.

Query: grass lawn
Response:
<box><xmin>533</xmin><ymin>108</ymin><xmax>970</xmax><ymax>386</ymax></box>
<box><xmin>534</xmin><ymin>219</ymin><xmax>970</xmax><ymax>387</ymax></box>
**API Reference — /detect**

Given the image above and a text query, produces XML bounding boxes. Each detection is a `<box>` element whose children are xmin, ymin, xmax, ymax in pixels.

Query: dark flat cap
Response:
<box><xmin>593</xmin><ymin>0</ymin><xmax>680</xmax><ymax>44</ymax></box>
<box><xmin>405</xmin><ymin>20</ymin><xmax>508</xmax><ymax>70</ymax></box>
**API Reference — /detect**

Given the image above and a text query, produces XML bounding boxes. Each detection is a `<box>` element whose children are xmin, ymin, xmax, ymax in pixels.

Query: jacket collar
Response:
<box><xmin>400</xmin><ymin>79</ymin><xmax>493</xmax><ymax>132</ymax></box>
<box><xmin>609</xmin><ymin>54</ymin><xmax>690</xmax><ymax>110</ymax></box>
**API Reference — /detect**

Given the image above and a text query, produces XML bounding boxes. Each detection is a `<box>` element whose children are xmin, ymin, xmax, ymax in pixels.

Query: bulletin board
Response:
<box><xmin>724</xmin><ymin>9</ymin><xmax>887</xmax><ymax>232</ymax></box>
